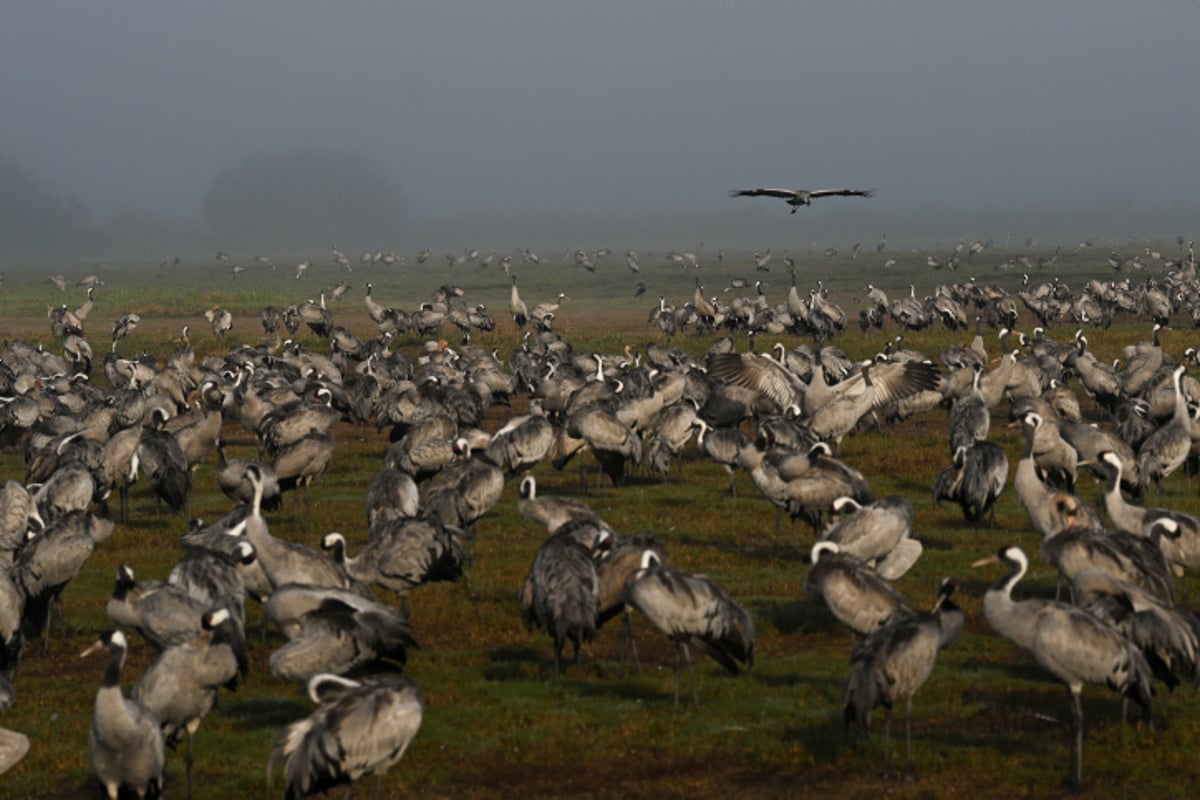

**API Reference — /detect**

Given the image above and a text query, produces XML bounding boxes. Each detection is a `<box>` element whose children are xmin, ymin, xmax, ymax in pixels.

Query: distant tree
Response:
<box><xmin>0</xmin><ymin>154</ymin><xmax>101</xmax><ymax>255</ymax></box>
<box><xmin>202</xmin><ymin>145</ymin><xmax>407</xmax><ymax>248</ymax></box>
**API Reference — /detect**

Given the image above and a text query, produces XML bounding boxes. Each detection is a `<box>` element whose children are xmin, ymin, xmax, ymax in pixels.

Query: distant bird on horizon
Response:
<box><xmin>634</xmin><ymin>282</ymin><xmax>646</xmax><ymax>298</ymax></box>
<box><xmin>729</xmin><ymin>187</ymin><xmax>874</xmax><ymax>213</ymax></box>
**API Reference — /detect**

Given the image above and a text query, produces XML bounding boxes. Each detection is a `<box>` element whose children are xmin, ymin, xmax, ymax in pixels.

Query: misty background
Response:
<box><xmin>2</xmin><ymin>2</ymin><xmax>1197</xmax><ymax>260</ymax></box>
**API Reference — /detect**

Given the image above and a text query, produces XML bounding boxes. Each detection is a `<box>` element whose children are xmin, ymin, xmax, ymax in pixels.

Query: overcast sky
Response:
<box><xmin>3</xmin><ymin>2</ymin><xmax>1197</xmax><ymax>230</ymax></box>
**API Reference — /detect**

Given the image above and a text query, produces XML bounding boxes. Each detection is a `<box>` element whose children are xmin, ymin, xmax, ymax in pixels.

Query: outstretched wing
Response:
<box><xmin>808</xmin><ymin>188</ymin><xmax>875</xmax><ymax>199</ymax></box>
<box><xmin>707</xmin><ymin>351</ymin><xmax>804</xmax><ymax>410</ymax></box>
<box><xmin>729</xmin><ymin>188</ymin><xmax>799</xmax><ymax>200</ymax></box>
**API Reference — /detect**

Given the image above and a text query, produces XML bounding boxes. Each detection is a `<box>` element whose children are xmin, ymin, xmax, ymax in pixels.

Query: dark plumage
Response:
<box><xmin>520</xmin><ymin>521</ymin><xmax>612</xmax><ymax>676</ymax></box>
<box><xmin>729</xmin><ymin>186</ymin><xmax>874</xmax><ymax>213</ymax></box>
<box><xmin>843</xmin><ymin>578</ymin><xmax>964</xmax><ymax>772</ymax></box>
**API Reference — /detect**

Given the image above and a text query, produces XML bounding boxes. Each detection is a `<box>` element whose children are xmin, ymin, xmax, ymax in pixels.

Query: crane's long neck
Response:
<box><xmin>1173</xmin><ymin>368</ymin><xmax>1188</xmax><ymax>423</ymax></box>
<box><xmin>983</xmin><ymin>557</ymin><xmax>1038</xmax><ymax>650</ymax></box>
<box><xmin>1101</xmin><ymin>464</ymin><xmax>1145</xmax><ymax>533</ymax></box>
<box><xmin>103</xmin><ymin>644</ymin><xmax>126</xmax><ymax>688</ymax></box>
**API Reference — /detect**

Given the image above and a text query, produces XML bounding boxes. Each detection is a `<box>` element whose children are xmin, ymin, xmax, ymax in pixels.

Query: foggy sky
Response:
<box><xmin>2</xmin><ymin>1</ymin><xmax>1197</xmax><ymax>248</ymax></box>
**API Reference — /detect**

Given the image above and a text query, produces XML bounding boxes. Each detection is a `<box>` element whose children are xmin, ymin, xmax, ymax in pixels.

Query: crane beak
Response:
<box><xmin>971</xmin><ymin>554</ymin><xmax>1000</xmax><ymax>569</ymax></box>
<box><xmin>80</xmin><ymin>640</ymin><xmax>105</xmax><ymax>659</ymax></box>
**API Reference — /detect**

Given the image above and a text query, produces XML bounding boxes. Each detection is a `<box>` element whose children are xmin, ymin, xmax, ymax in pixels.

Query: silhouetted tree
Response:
<box><xmin>202</xmin><ymin>145</ymin><xmax>407</xmax><ymax>248</ymax></box>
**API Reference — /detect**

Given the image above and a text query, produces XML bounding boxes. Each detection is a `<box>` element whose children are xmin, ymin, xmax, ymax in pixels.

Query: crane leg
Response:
<box><xmin>619</xmin><ymin>612</ymin><xmax>642</xmax><ymax>678</ymax></box>
<box><xmin>1067</xmin><ymin>687</ymin><xmax>1084</xmax><ymax>793</ymax></box>
<box><xmin>683</xmin><ymin>642</ymin><xmax>699</xmax><ymax>709</ymax></box>
<box><xmin>904</xmin><ymin>695</ymin><xmax>915</xmax><ymax>775</ymax></box>
<box><xmin>672</xmin><ymin>642</ymin><xmax>683</xmax><ymax>709</ymax></box>
<box><xmin>185</xmin><ymin>729</ymin><xmax>194</xmax><ymax>800</ymax></box>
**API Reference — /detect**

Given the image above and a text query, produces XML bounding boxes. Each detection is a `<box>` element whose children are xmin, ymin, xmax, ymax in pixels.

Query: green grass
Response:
<box><xmin>2</xmin><ymin>244</ymin><xmax>1199</xmax><ymax>798</ymax></box>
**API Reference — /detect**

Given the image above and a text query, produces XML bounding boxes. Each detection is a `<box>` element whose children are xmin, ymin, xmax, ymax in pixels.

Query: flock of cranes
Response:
<box><xmin>2</xmin><ymin>239</ymin><xmax>1200</xmax><ymax>795</ymax></box>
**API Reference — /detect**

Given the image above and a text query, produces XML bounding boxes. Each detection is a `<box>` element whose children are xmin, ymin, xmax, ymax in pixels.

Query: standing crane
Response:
<box><xmin>804</xmin><ymin>541</ymin><xmax>911</xmax><ymax>636</ymax></box>
<box><xmin>271</xmin><ymin>672</ymin><xmax>423</xmax><ymax>800</ymax></box>
<box><xmin>843</xmin><ymin>577</ymin><xmax>964</xmax><ymax>773</ymax></box>
<box><xmin>509</xmin><ymin>275</ymin><xmax>528</xmax><ymax>331</ymax></box>
<box><xmin>521</xmin><ymin>521</ymin><xmax>611</xmax><ymax>677</ymax></box>
<box><xmin>82</xmin><ymin>630</ymin><xmax>166</xmax><ymax>800</ymax></box>
<box><xmin>973</xmin><ymin>546</ymin><xmax>1153</xmax><ymax>792</ymax></box>
<box><xmin>622</xmin><ymin>550</ymin><xmax>756</xmax><ymax>708</ymax></box>
<box><xmin>132</xmin><ymin>608</ymin><xmax>240</xmax><ymax>800</ymax></box>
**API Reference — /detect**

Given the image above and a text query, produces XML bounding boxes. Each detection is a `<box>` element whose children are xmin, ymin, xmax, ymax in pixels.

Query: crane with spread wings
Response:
<box><xmin>729</xmin><ymin>187</ymin><xmax>874</xmax><ymax>213</ymax></box>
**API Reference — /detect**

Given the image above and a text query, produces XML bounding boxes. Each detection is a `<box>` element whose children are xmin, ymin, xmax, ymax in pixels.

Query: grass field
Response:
<box><xmin>2</xmin><ymin>243</ymin><xmax>1199</xmax><ymax>799</ymax></box>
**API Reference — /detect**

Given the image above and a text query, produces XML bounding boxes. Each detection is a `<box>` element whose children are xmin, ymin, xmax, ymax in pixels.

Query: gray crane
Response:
<box><xmin>132</xmin><ymin>608</ymin><xmax>240</xmax><ymax>800</ymax></box>
<box><xmin>932</xmin><ymin>441</ymin><xmax>1008</xmax><ymax>526</ymax></box>
<box><xmin>204</xmin><ymin>305</ymin><xmax>233</xmax><ymax>338</ymax></box>
<box><xmin>271</xmin><ymin>672</ymin><xmax>423</xmax><ymax>800</ymax></box>
<box><xmin>804</xmin><ymin>541</ymin><xmax>912</xmax><ymax>636</ymax></box>
<box><xmin>82</xmin><ymin>629</ymin><xmax>166</xmax><ymax>800</ymax></box>
<box><xmin>260</xmin><ymin>390</ymin><xmax>341</xmax><ymax>456</ymax></box>
<box><xmin>974</xmin><ymin>545</ymin><xmax>1153</xmax><ymax>792</ymax></box>
<box><xmin>485</xmin><ymin>409</ymin><xmax>555</xmax><ymax>475</ymax></box>
<box><xmin>823</xmin><ymin>496</ymin><xmax>921</xmax><ymax>580</ymax></box>
<box><xmin>1013</xmin><ymin>412</ymin><xmax>1100</xmax><ymax>539</ymax></box>
<box><xmin>137</xmin><ymin>417</ymin><xmax>192</xmax><ymax>515</ymax></box>
<box><xmin>1039</xmin><ymin>510</ymin><xmax>1177</xmax><ymax>606</ymax></box>
<box><xmin>237</xmin><ymin>465</ymin><xmax>360</xmax><ymax>594</ymax></box>
<box><xmin>556</xmin><ymin>405</ymin><xmax>642</xmax><ymax>488</ymax></box>
<box><xmin>595</xmin><ymin>535</ymin><xmax>670</xmax><ymax>676</ymax></box>
<box><xmin>643</xmin><ymin>400</ymin><xmax>698</xmax><ymax>481</ymax></box>
<box><xmin>111</xmin><ymin>312</ymin><xmax>140</xmax><ymax>345</ymax></box>
<box><xmin>948</xmin><ymin>363</ymin><xmax>989</xmax><ymax>452</ymax></box>
<box><xmin>1072</xmin><ymin>567</ymin><xmax>1200</xmax><ymax>690</ymax></box>
<box><xmin>1092</xmin><ymin>450</ymin><xmax>1200</xmax><ymax>574</ymax></box>
<box><xmin>692</xmin><ymin>418</ymin><xmax>751</xmax><ymax>496</ymax></box>
<box><xmin>389</xmin><ymin>434</ymin><xmax>466</xmax><ymax>482</ymax></box>
<box><xmin>1137</xmin><ymin>364</ymin><xmax>1192</xmax><ymax>494</ymax></box>
<box><xmin>843</xmin><ymin>577</ymin><xmax>964</xmax><ymax>773</ymax></box>
<box><xmin>516</xmin><ymin>475</ymin><xmax>611</xmax><ymax>535</ymax></box>
<box><xmin>267</xmin><ymin>592</ymin><xmax>415</xmax><ymax>683</ymax></box>
<box><xmin>32</xmin><ymin>460</ymin><xmax>97</xmax><ymax>523</ymax></box>
<box><xmin>420</xmin><ymin>443</ymin><xmax>505</xmax><ymax>529</ymax></box>
<box><xmin>100</xmin><ymin>424</ymin><xmax>143</xmax><ymax>522</ymax></box>
<box><xmin>729</xmin><ymin>186</ymin><xmax>874</xmax><ymax>213</ymax></box>
<box><xmin>622</xmin><ymin>550</ymin><xmax>756</xmax><ymax>708</ymax></box>
<box><xmin>105</xmin><ymin>564</ymin><xmax>215</xmax><ymax>653</ymax></box>
<box><xmin>509</xmin><ymin>275</ymin><xmax>528</xmax><ymax>331</ymax></box>
<box><xmin>595</xmin><ymin>538</ymin><xmax>668</xmax><ymax>629</ymax></box>
<box><xmin>0</xmin><ymin>673</ymin><xmax>29</xmax><ymax>776</ymax></box>
<box><xmin>742</xmin><ymin>441</ymin><xmax>875</xmax><ymax>535</ymax></box>
<box><xmin>169</xmin><ymin>530</ymin><xmax>255</xmax><ymax>660</ymax></box>
<box><xmin>322</xmin><ymin>519</ymin><xmax>468</xmax><ymax>598</ymax></box>
<box><xmin>708</xmin><ymin>346</ymin><xmax>938</xmax><ymax>423</ymax></box>
<box><xmin>295</xmin><ymin>296</ymin><xmax>334</xmax><ymax>338</ymax></box>
<box><xmin>215</xmin><ymin>438</ymin><xmax>282</xmax><ymax>510</ymax></box>
<box><xmin>365</xmin><ymin>468</ymin><xmax>420</xmax><ymax>535</ymax></box>
<box><xmin>14</xmin><ymin>510</ymin><xmax>114</xmax><ymax>653</ymax></box>
<box><xmin>272</xmin><ymin>431</ymin><xmax>336</xmax><ymax>514</ymax></box>
<box><xmin>521</xmin><ymin>521</ymin><xmax>611</xmax><ymax>677</ymax></box>
<box><xmin>171</xmin><ymin>404</ymin><xmax>222</xmax><ymax>473</ymax></box>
